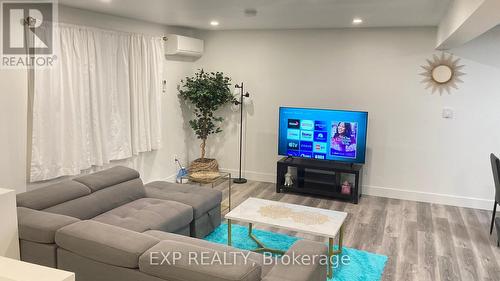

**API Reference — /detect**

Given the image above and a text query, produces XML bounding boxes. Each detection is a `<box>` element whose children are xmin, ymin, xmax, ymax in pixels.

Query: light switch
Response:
<box><xmin>442</xmin><ymin>107</ymin><xmax>454</xmax><ymax>119</ymax></box>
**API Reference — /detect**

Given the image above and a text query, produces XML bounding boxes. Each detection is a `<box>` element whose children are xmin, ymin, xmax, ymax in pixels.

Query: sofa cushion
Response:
<box><xmin>145</xmin><ymin>181</ymin><xmax>222</xmax><ymax>219</ymax></box>
<box><xmin>44</xmin><ymin>178</ymin><xmax>145</xmax><ymax>220</ymax></box>
<box><xmin>55</xmin><ymin>220</ymin><xmax>159</xmax><ymax>269</ymax></box>
<box><xmin>17</xmin><ymin>181</ymin><xmax>91</xmax><ymax>210</ymax></box>
<box><xmin>17</xmin><ymin>207</ymin><xmax>80</xmax><ymax>243</ymax></box>
<box><xmin>92</xmin><ymin>198</ymin><xmax>193</xmax><ymax>233</ymax></box>
<box><xmin>262</xmin><ymin>240</ymin><xmax>328</xmax><ymax>281</ymax></box>
<box><xmin>143</xmin><ymin>230</ymin><xmax>274</xmax><ymax>277</ymax></box>
<box><xmin>74</xmin><ymin>166</ymin><xmax>141</xmax><ymax>192</ymax></box>
<box><xmin>139</xmin><ymin>240</ymin><xmax>261</xmax><ymax>281</ymax></box>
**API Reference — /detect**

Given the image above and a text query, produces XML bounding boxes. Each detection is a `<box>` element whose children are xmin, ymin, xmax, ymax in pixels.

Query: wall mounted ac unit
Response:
<box><xmin>164</xmin><ymin>34</ymin><xmax>204</xmax><ymax>57</ymax></box>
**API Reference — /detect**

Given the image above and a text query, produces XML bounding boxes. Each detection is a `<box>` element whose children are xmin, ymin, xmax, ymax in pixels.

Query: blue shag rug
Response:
<box><xmin>204</xmin><ymin>224</ymin><xmax>387</xmax><ymax>281</ymax></box>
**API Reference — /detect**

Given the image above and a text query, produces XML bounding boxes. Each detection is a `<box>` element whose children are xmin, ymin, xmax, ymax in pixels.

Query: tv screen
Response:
<box><xmin>278</xmin><ymin>107</ymin><xmax>368</xmax><ymax>164</ymax></box>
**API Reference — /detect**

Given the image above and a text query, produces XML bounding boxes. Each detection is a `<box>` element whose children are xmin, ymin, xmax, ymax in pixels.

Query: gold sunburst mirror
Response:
<box><xmin>420</xmin><ymin>53</ymin><xmax>465</xmax><ymax>95</ymax></box>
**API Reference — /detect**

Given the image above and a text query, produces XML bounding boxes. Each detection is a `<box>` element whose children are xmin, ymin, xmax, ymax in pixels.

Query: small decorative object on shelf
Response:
<box><xmin>341</xmin><ymin>181</ymin><xmax>352</xmax><ymax>195</ymax></box>
<box><xmin>284</xmin><ymin>167</ymin><xmax>294</xmax><ymax>187</ymax></box>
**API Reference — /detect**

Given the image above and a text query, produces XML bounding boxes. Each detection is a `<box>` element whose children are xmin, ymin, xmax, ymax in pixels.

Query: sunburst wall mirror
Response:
<box><xmin>420</xmin><ymin>52</ymin><xmax>465</xmax><ymax>95</ymax></box>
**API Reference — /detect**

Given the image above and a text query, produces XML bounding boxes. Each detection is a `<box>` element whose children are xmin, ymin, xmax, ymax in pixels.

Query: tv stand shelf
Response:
<box><xmin>276</xmin><ymin>157</ymin><xmax>363</xmax><ymax>204</ymax></box>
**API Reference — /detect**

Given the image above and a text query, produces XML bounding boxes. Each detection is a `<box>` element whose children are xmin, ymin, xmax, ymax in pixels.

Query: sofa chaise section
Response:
<box><xmin>91</xmin><ymin>198</ymin><xmax>193</xmax><ymax>235</ymax></box>
<box><xmin>145</xmin><ymin>181</ymin><xmax>222</xmax><ymax>238</ymax></box>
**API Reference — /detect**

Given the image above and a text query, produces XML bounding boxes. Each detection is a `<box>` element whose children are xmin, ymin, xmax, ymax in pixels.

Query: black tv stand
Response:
<box><xmin>276</xmin><ymin>157</ymin><xmax>363</xmax><ymax>204</ymax></box>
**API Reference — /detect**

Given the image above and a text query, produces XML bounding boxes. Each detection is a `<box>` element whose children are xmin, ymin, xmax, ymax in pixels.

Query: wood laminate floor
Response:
<box><xmin>211</xmin><ymin>180</ymin><xmax>500</xmax><ymax>281</ymax></box>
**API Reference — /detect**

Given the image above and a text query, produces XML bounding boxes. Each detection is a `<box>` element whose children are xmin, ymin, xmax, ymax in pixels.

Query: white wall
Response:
<box><xmin>194</xmin><ymin>27</ymin><xmax>500</xmax><ymax>210</ymax></box>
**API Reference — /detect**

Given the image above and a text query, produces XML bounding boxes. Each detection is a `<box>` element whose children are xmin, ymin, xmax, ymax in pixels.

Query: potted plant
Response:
<box><xmin>178</xmin><ymin>69</ymin><xmax>235</xmax><ymax>173</ymax></box>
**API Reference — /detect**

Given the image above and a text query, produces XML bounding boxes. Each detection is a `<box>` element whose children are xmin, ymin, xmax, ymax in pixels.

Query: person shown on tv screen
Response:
<box><xmin>331</xmin><ymin>122</ymin><xmax>357</xmax><ymax>158</ymax></box>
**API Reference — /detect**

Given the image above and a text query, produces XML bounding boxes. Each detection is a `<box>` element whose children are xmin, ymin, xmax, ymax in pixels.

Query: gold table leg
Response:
<box><xmin>228</xmin><ymin>219</ymin><xmax>232</xmax><ymax>246</ymax></box>
<box><xmin>228</xmin><ymin>173</ymin><xmax>232</xmax><ymax>211</ymax></box>
<box><xmin>333</xmin><ymin>225</ymin><xmax>344</xmax><ymax>255</ymax></box>
<box><xmin>248</xmin><ymin>223</ymin><xmax>285</xmax><ymax>255</ymax></box>
<box><xmin>328</xmin><ymin>225</ymin><xmax>345</xmax><ymax>279</ymax></box>
<box><xmin>219</xmin><ymin>173</ymin><xmax>232</xmax><ymax>213</ymax></box>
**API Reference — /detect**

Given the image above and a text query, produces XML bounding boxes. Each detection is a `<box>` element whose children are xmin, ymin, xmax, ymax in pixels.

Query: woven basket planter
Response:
<box><xmin>189</xmin><ymin>158</ymin><xmax>219</xmax><ymax>173</ymax></box>
<box><xmin>188</xmin><ymin>158</ymin><xmax>220</xmax><ymax>183</ymax></box>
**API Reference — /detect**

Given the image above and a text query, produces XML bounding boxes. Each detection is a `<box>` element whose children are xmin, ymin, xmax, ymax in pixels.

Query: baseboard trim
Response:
<box><xmin>219</xmin><ymin>168</ymin><xmax>275</xmax><ymax>183</ymax></box>
<box><xmin>363</xmin><ymin>185</ymin><xmax>493</xmax><ymax>211</ymax></box>
<box><xmin>219</xmin><ymin>168</ymin><xmax>493</xmax><ymax>210</ymax></box>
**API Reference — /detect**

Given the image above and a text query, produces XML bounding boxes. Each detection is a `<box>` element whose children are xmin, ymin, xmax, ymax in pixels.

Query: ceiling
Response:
<box><xmin>59</xmin><ymin>0</ymin><xmax>453</xmax><ymax>30</ymax></box>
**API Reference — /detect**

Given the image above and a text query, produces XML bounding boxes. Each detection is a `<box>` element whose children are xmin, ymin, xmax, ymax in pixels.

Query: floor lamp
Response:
<box><xmin>233</xmin><ymin>82</ymin><xmax>250</xmax><ymax>184</ymax></box>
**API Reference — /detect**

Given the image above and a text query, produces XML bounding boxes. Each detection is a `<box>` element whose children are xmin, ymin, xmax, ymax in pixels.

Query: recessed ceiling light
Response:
<box><xmin>352</xmin><ymin>18</ymin><xmax>363</xmax><ymax>25</ymax></box>
<box><xmin>210</xmin><ymin>21</ymin><xmax>219</xmax><ymax>26</ymax></box>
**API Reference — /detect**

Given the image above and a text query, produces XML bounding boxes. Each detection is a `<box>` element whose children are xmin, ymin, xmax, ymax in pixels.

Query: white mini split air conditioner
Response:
<box><xmin>164</xmin><ymin>34</ymin><xmax>204</xmax><ymax>57</ymax></box>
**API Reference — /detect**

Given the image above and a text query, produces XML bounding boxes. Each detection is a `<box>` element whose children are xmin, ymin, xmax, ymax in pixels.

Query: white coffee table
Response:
<box><xmin>225</xmin><ymin>197</ymin><xmax>348</xmax><ymax>279</ymax></box>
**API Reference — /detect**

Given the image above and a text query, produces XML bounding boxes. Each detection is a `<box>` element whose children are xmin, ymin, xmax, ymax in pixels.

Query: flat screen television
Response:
<box><xmin>278</xmin><ymin>107</ymin><xmax>368</xmax><ymax>164</ymax></box>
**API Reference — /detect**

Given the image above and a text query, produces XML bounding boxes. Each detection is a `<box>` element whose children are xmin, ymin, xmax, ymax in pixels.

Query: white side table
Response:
<box><xmin>0</xmin><ymin>256</ymin><xmax>75</xmax><ymax>281</ymax></box>
<box><xmin>0</xmin><ymin>188</ymin><xmax>19</xmax><ymax>259</ymax></box>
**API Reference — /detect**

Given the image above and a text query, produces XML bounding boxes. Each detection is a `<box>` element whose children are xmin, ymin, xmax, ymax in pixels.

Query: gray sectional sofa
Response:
<box><xmin>16</xmin><ymin>166</ymin><xmax>328</xmax><ymax>281</ymax></box>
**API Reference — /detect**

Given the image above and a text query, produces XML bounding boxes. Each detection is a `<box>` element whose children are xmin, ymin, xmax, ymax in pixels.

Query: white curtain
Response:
<box><xmin>31</xmin><ymin>24</ymin><xmax>163</xmax><ymax>182</ymax></box>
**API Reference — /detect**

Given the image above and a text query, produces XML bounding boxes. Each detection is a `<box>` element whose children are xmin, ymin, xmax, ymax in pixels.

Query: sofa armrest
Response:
<box><xmin>263</xmin><ymin>240</ymin><xmax>328</xmax><ymax>281</ymax></box>
<box><xmin>17</xmin><ymin>207</ymin><xmax>80</xmax><ymax>244</ymax></box>
<box><xmin>139</xmin><ymin>240</ymin><xmax>261</xmax><ymax>281</ymax></box>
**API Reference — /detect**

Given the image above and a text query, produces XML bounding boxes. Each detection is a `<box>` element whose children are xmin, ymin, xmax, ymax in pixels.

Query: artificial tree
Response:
<box><xmin>178</xmin><ymin>69</ymin><xmax>235</xmax><ymax>171</ymax></box>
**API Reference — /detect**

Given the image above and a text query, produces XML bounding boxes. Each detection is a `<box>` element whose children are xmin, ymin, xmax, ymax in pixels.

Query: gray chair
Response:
<box><xmin>489</xmin><ymin>153</ymin><xmax>500</xmax><ymax>237</ymax></box>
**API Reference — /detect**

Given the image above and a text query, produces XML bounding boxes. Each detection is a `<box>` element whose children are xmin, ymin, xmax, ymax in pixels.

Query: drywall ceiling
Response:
<box><xmin>59</xmin><ymin>0</ymin><xmax>453</xmax><ymax>30</ymax></box>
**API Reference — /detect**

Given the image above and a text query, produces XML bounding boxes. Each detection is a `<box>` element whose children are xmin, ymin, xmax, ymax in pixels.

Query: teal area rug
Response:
<box><xmin>204</xmin><ymin>224</ymin><xmax>387</xmax><ymax>281</ymax></box>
